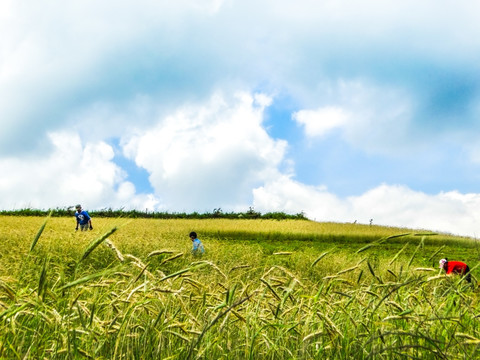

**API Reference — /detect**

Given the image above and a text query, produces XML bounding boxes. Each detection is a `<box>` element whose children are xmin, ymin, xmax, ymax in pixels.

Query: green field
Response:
<box><xmin>0</xmin><ymin>215</ymin><xmax>479</xmax><ymax>359</ymax></box>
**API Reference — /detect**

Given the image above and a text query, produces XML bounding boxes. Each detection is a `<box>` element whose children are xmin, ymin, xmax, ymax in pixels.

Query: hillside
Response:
<box><xmin>0</xmin><ymin>215</ymin><xmax>478</xmax><ymax>359</ymax></box>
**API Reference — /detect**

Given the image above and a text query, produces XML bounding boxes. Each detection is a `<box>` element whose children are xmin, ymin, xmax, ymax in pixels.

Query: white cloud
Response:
<box><xmin>122</xmin><ymin>92</ymin><xmax>288</xmax><ymax>212</ymax></box>
<box><xmin>253</xmin><ymin>175</ymin><xmax>349</xmax><ymax>219</ymax></box>
<box><xmin>293</xmin><ymin>106</ymin><xmax>349</xmax><ymax>137</ymax></box>
<box><xmin>0</xmin><ymin>131</ymin><xmax>158</xmax><ymax>211</ymax></box>
<box><xmin>254</xmin><ymin>179</ymin><xmax>480</xmax><ymax>237</ymax></box>
<box><xmin>293</xmin><ymin>80</ymin><xmax>415</xmax><ymax>154</ymax></box>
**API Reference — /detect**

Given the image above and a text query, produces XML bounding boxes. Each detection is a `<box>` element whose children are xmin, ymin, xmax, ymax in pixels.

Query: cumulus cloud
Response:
<box><xmin>0</xmin><ymin>131</ymin><xmax>158</xmax><ymax>210</ymax></box>
<box><xmin>293</xmin><ymin>106</ymin><xmax>349</xmax><ymax>137</ymax></box>
<box><xmin>253</xmin><ymin>179</ymin><xmax>480</xmax><ymax>237</ymax></box>
<box><xmin>253</xmin><ymin>175</ymin><xmax>349</xmax><ymax>219</ymax></box>
<box><xmin>348</xmin><ymin>185</ymin><xmax>480</xmax><ymax>235</ymax></box>
<box><xmin>122</xmin><ymin>92</ymin><xmax>288</xmax><ymax>212</ymax></box>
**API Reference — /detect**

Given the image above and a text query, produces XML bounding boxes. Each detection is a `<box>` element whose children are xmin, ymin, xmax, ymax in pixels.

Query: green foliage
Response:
<box><xmin>0</xmin><ymin>207</ymin><xmax>309</xmax><ymax>220</ymax></box>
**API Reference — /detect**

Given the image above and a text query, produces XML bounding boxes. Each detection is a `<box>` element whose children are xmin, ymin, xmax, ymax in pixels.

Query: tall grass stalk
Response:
<box><xmin>30</xmin><ymin>210</ymin><xmax>53</xmax><ymax>252</ymax></box>
<box><xmin>79</xmin><ymin>226</ymin><xmax>118</xmax><ymax>264</ymax></box>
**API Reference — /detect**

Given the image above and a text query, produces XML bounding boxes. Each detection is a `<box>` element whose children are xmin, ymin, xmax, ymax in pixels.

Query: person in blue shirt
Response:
<box><xmin>189</xmin><ymin>231</ymin><xmax>205</xmax><ymax>255</ymax></box>
<box><xmin>75</xmin><ymin>204</ymin><xmax>93</xmax><ymax>231</ymax></box>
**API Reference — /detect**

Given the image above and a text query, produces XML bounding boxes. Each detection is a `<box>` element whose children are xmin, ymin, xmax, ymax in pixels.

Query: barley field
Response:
<box><xmin>0</xmin><ymin>215</ymin><xmax>479</xmax><ymax>359</ymax></box>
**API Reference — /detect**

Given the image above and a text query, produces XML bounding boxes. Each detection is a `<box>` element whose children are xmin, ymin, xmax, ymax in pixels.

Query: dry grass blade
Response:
<box><xmin>127</xmin><ymin>282</ymin><xmax>149</xmax><ymax>301</ymax></box>
<box><xmin>159</xmin><ymin>253</ymin><xmax>184</xmax><ymax>265</ymax></box>
<box><xmin>164</xmin><ymin>330</ymin><xmax>190</xmax><ymax>342</ymax></box>
<box><xmin>386</xmin><ymin>301</ymin><xmax>404</xmax><ymax>312</ymax></box>
<box><xmin>461</xmin><ymin>340</ymin><xmax>480</xmax><ymax>345</ymax></box>
<box><xmin>316</xmin><ymin>311</ymin><xmax>344</xmax><ymax>339</ymax></box>
<box><xmin>426</xmin><ymin>275</ymin><xmax>446</xmax><ymax>282</ymax></box>
<box><xmin>323</xmin><ymin>275</ymin><xmax>338</xmax><ymax>280</ymax></box>
<box><xmin>229</xmin><ymin>265</ymin><xmax>251</xmax><ymax>273</ymax></box>
<box><xmin>414</xmin><ymin>268</ymin><xmax>435</xmax><ymax>272</ymax></box>
<box><xmin>124</xmin><ymin>254</ymin><xmax>152</xmax><ymax>277</ymax></box>
<box><xmin>182</xmin><ymin>278</ymin><xmax>200</xmax><ymax>289</ymax></box>
<box><xmin>160</xmin><ymin>267</ymin><xmax>195</xmax><ymax>282</ymax></box>
<box><xmin>191</xmin><ymin>260</ymin><xmax>227</xmax><ymax>279</ymax></box>
<box><xmin>114</xmin><ymin>272</ymin><xmax>132</xmax><ymax>278</ymax></box>
<box><xmin>337</xmin><ymin>265</ymin><xmax>359</xmax><ymax>275</ymax></box>
<box><xmin>303</xmin><ymin>331</ymin><xmax>325</xmax><ymax>342</ymax></box>
<box><xmin>455</xmin><ymin>333</ymin><xmax>478</xmax><ymax>341</ymax></box>
<box><xmin>105</xmin><ymin>239</ymin><xmax>124</xmax><ymax>262</ymax></box>
<box><xmin>124</xmin><ymin>254</ymin><xmax>143</xmax><ymax>263</ymax></box>
<box><xmin>0</xmin><ymin>280</ymin><xmax>16</xmax><ymax>301</ymax></box>
<box><xmin>147</xmin><ymin>249</ymin><xmax>175</xmax><ymax>258</ymax></box>
<box><xmin>264</xmin><ymin>265</ymin><xmax>303</xmax><ymax>287</ymax></box>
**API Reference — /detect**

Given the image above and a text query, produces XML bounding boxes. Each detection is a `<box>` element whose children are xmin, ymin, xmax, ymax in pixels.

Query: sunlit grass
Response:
<box><xmin>0</xmin><ymin>215</ymin><xmax>479</xmax><ymax>359</ymax></box>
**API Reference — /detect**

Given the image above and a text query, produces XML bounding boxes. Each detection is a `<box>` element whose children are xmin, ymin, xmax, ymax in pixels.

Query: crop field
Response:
<box><xmin>1</xmin><ymin>215</ymin><xmax>480</xmax><ymax>359</ymax></box>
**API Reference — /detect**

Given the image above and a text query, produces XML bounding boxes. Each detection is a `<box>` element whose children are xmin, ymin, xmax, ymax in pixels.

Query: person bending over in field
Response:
<box><xmin>75</xmin><ymin>204</ymin><xmax>93</xmax><ymax>231</ymax></box>
<box><xmin>189</xmin><ymin>231</ymin><xmax>204</xmax><ymax>256</ymax></box>
<box><xmin>439</xmin><ymin>258</ymin><xmax>471</xmax><ymax>283</ymax></box>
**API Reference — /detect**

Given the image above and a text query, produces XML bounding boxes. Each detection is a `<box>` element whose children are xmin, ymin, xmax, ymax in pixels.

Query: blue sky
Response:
<box><xmin>2</xmin><ymin>0</ymin><xmax>480</xmax><ymax>236</ymax></box>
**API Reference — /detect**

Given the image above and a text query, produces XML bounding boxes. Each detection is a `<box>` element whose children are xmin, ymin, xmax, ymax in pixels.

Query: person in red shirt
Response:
<box><xmin>439</xmin><ymin>258</ymin><xmax>471</xmax><ymax>283</ymax></box>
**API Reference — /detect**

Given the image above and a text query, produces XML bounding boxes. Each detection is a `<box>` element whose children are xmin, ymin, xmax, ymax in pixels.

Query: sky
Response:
<box><xmin>2</xmin><ymin>0</ymin><xmax>480</xmax><ymax>237</ymax></box>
